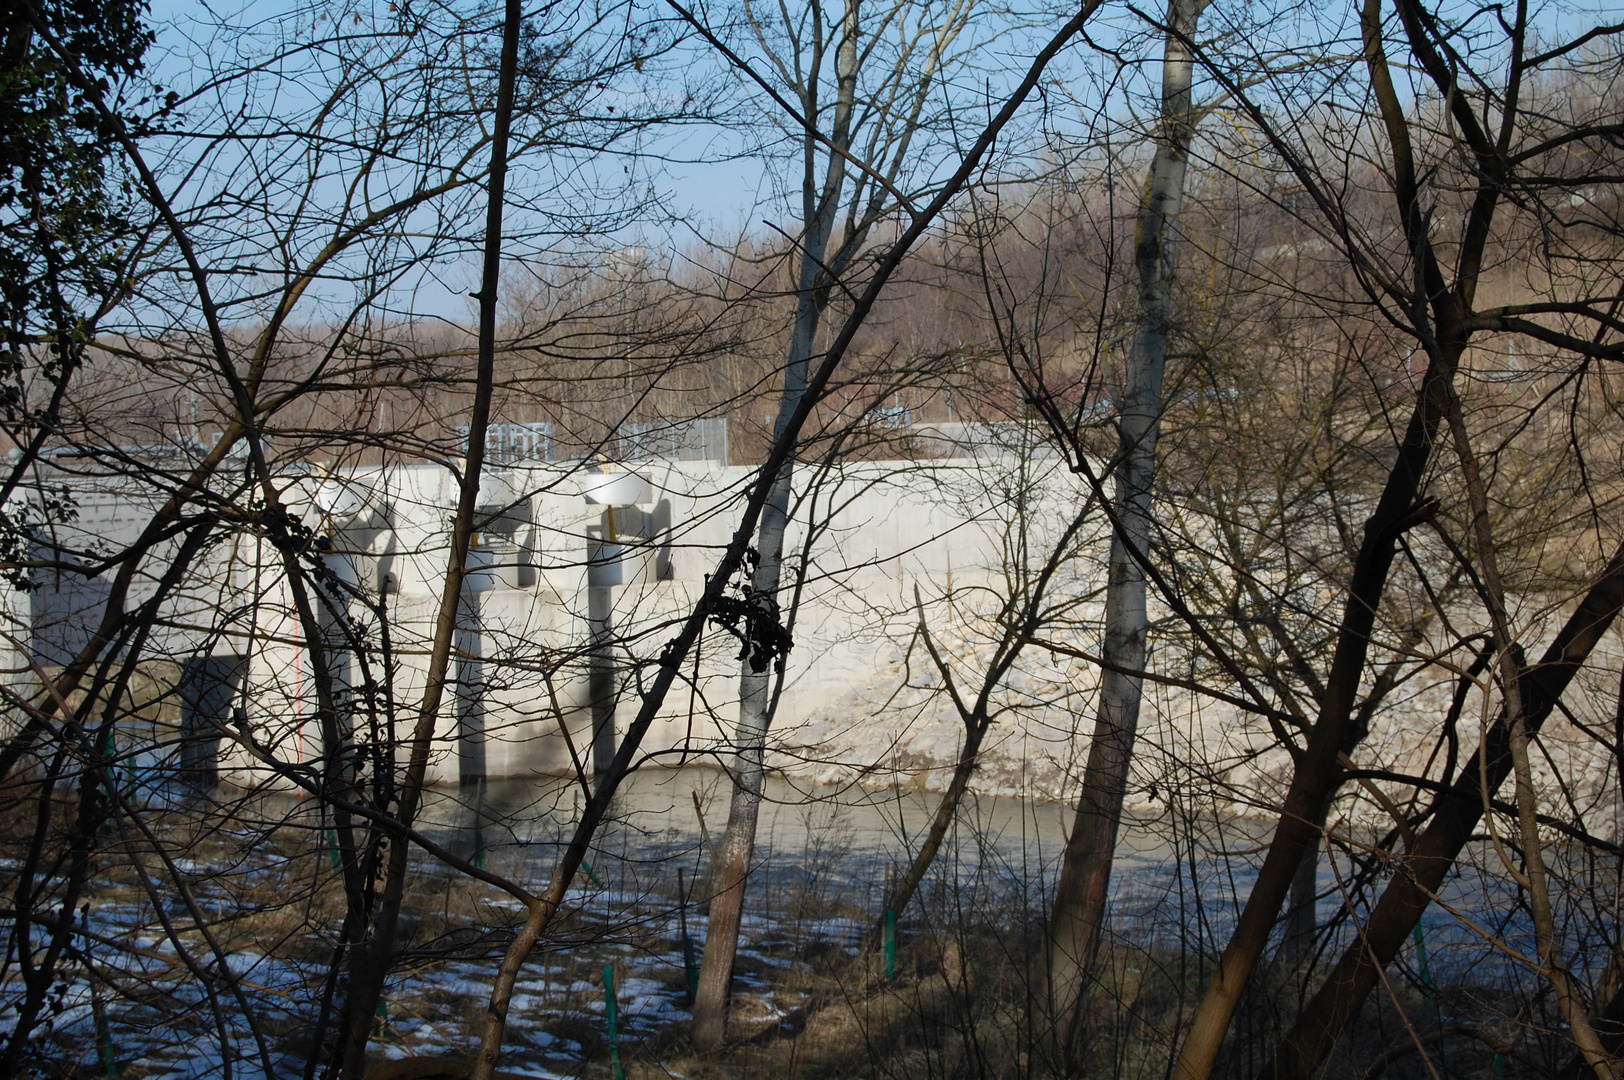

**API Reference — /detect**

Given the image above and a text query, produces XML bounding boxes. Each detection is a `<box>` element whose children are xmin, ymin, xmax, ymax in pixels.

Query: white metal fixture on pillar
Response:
<box><xmin>581</xmin><ymin>469</ymin><xmax>652</xmax><ymax>776</ymax></box>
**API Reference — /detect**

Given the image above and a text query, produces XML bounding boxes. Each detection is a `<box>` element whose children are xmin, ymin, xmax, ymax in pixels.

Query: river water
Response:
<box><xmin>412</xmin><ymin>766</ymin><xmax>1539</xmax><ymax>987</ymax></box>
<box><xmin>20</xmin><ymin>767</ymin><xmax>1572</xmax><ymax>1079</ymax></box>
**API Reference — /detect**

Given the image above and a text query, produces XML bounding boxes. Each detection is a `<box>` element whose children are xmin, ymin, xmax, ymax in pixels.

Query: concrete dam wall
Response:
<box><xmin>8</xmin><ymin>436</ymin><xmax>1613</xmax><ymax>823</ymax></box>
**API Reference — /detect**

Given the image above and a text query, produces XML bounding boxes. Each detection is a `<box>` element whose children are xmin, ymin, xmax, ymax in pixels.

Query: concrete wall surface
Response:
<box><xmin>5</xmin><ymin>446</ymin><xmax>1615</xmax><ymax>825</ymax></box>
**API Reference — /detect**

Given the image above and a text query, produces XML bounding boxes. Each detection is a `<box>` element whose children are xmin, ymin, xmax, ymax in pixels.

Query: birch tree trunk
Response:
<box><xmin>1043</xmin><ymin>0</ymin><xmax>1203</xmax><ymax>1067</ymax></box>
<box><xmin>690</xmin><ymin>11</ymin><xmax>857</xmax><ymax>1049</ymax></box>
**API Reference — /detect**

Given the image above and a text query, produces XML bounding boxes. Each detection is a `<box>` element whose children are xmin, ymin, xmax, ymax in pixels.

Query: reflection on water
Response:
<box><xmin>411</xmin><ymin>766</ymin><xmax>1558</xmax><ymax>989</ymax></box>
<box><xmin>418</xmin><ymin>767</ymin><xmax>1089</xmax><ymax>909</ymax></box>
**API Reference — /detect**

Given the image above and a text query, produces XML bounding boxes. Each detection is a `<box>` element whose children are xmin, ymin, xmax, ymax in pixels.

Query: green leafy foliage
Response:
<box><xmin>0</xmin><ymin>0</ymin><xmax>155</xmax><ymax>427</ymax></box>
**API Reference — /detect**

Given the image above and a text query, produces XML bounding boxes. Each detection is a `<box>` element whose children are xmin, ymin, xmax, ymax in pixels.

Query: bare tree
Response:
<box><xmin>0</xmin><ymin>0</ymin><xmax>693</xmax><ymax>1072</ymax></box>
<box><xmin>1165</xmin><ymin>1</ymin><xmax>1624</xmax><ymax>1075</ymax></box>
<box><xmin>465</xmin><ymin>7</ymin><xmax>1108</xmax><ymax>1072</ymax></box>
<box><xmin>676</xmin><ymin>0</ymin><xmax>1005</xmax><ymax>1050</ymax></box>
<box><xmin>1040</xmin><ymin>0</ymin><xmax>1206</xmax><ymax>1067</ymax></box>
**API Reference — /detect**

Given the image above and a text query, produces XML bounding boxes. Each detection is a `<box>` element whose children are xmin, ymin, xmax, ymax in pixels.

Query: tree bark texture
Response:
<box><xmin>689</xmin><ymin>648</ymin><xmax>777</xmax><ymax>1052</ymax></box>
<box><xmin>687</xmin><ymin>236</ymin><xmax>822</xmax><ymax>1054</ymax></box>
<box><xmin>1043</xmin><ymin>0</ymin><xmax>1202</xmax><ymax>1066</ymax></box>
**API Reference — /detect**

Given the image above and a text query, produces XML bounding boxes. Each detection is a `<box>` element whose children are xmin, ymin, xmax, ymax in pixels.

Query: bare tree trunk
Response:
<box><xmin>336</xmin><ymin>0</ymin><xmax>522</xmax><ymax>1071</ymax></box>
<box><xmin>688</xmin><ymin>0</ymin><xmax>859</xmax><ymax>1052</ymax></box>
<box><xmin>878</xmin><ymin>720</ymin><xmax>987</xmax><ymax>931</ymax></box>
<box><xmin>465</xmin><ymin>13</ymin><xmax>1106</xmax><ymax>1071</ymax></box>
<box><xmin>688</xmin><ymin>196</ymin><xmax>831</xmax><ymax>1056</ymax></box>
<box><xmin>1259</xmin><ymin>540</ymin><xmax>1624</xmax><ymax>1080</ymax></box>
<box><xmin>1277</xmin><ymin>642</ymin><xmax>1423</xmax><ymax>983</ymax></box>
<box><xmin>689</xmin><ymin>634</ymin><xmax>780</xmax><ymax>1052</ymax></box>
<box><xmin>1168</xmin><ymin>0</ymin><xmax>1482</xmax><ymax>1070</ymax></box>
<box><xmin>1446</xmin><ymin>393</ymin><xmax>1618</xmax><ymax>1078</ymax></box>
<box><xmin>1172</xmin><ymin>356</ymin><xmax>1462</xmax><ymax>1080</ymax></box>
<box><xmin>1043</xmin><ymin>0</ymin><xmax>1203</xmax><ymax>1067</ymax></box>
<box><xmin>1238</xmin><ymin>0</ymin><xmax>1623</xmax><ymax>1072</ymax></box>
<box><xmin>873</xmin><ymin>481</ymin><xmax>1104</xmax><ymax>941</ymax></box>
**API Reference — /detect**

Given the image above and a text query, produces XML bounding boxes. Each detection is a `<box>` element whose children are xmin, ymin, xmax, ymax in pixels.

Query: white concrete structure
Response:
<box><xmin>18</xmin><ymin>425</ymin><xmax>1602</xmax><ymax>822</ymax></box>
<box><xmin>8</xmin><ymin>429</ymin><xmax>1147</xmax><ymax>800</ymax></box>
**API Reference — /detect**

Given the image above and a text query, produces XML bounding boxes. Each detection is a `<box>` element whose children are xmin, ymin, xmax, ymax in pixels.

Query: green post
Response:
<box><xmin>1492</xmin><ymin>1052</ymin><xmax>1505</xmax><ymax>1080</ymax></box>
<box><xmin>583</xmin><ymin>859</ymin><xmax>606</xmax><ymax>889</ymax></box>
<box><xmin>92</xmin><ymin>984</ymin><xmax>118</xmax><ymax>1077</ymax></box>
<box><xmin>84</xmin><ymin>908</ymin><xmax>118</xmax><ymax>1077</ymax></box>
<box><xmin>325</xmin><ymin>827</ymin><xmax>342</xmax><ymax>873</ymax></box>
<box><xmin>682</xmin><ymin>934</ymin><xmax>699</xmax><ymax>997</ymax></box>
<box><xmin>1411</xmin><ymin>923</ymin><xmax>1433</xmax><ymax>995</ymax></box>
<box><xmin>884</xmin><ymin>909</ymin><xmax>897</xmax><ymax>980</ymax></box>
<box><xmin>1413</xmin><ymin>923</ymin><xmax>1449</xmax><ymax>1077</ymax></box>
<box><xmin>602</xmin><ymin>964</ymin><xmax>625</xmax><ymax>1080</ymax></box>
